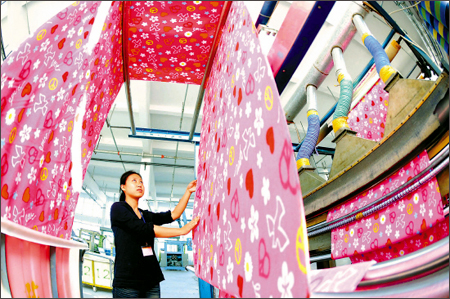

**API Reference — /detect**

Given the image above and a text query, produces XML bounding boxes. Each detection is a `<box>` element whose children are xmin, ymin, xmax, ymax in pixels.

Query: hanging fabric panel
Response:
<box><xmin>1</xmin><ymin>1</ymin><xmax>124</xmax><ymax>238</ymax></box>
<box><xmin>124</xmin><ymin>1</ymin><xmax>225</xmax><ymax>84</ymax></box>
<box><xmin>347</xmin><ymin>77</ymin><xmax>390</xmax><ymax>142</ymax></box>
<box><xmin>192</xmin><ymin>2</ymin><xmax>309</xmax><ymax>297</ymax></box>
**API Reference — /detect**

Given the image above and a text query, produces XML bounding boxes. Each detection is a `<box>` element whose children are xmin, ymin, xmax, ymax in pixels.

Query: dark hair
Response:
<box><xmin>119</xmin><ymin>171</ymin><xmax>142</xmax><ymax>201</ymax></box>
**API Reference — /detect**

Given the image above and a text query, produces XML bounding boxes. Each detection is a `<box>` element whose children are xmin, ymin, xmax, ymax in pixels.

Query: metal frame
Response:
<box><xmin>130</xmin><ymin>127</ymin><xmax>201</xmax><ymax>144</ymax></box>
<box><xmin>359</xmin><ymin>237</ymin><xmax>449</xmax><ymax>287</ymax></box>
<box><xmin>0</xmin><ymin>234</ymin><xmax>12</xmax><ymax>298</ymax></box>
<box><xmin>121</xmin><ymin>1</ymin><xmax>137</xmax><ymax>136</ymax></box>
<box><xmin>93</xmin><ymin>149</ymin><xmax>194</xmax><ymax>161</ymax></box>
<box><xmin>129</xmin><ymin>127</ymin><xmax>335</xmax><ymax>155</ymax></box>
<box><xmin>49</xmin><ymin>246</ymin><xmax>59</xmax><ymax>298</ymax></box>
<box><xmin>79</xmin><ymin>250</ymin><xmax>86</xmax><ymax>298</ymax></box>
<box><xmin>312</xmin><ymin>267</ymin><xmax>449</xmax><ymax>297</ymax></box>
<box><xmin>90</xmin><ymin>157</ymin><xmax>195</xmax><ymax>169</ymax></box>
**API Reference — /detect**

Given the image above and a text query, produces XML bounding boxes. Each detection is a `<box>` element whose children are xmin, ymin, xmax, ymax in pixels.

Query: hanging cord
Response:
<box><xmin>389</xmin><ymin>1</ymin><xmax>421</xmax><ymax>16</ymax></box>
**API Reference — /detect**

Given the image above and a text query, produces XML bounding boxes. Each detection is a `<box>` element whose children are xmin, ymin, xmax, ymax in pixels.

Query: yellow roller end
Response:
<box><xmin>307</xmin><ymin>110</ymin><xmax>319</xmax><ymax>117</ymax></box>
<box><xmin>379</xmin><ymin>65</ymin><xmax>396</xmax><ymax>83</ymax></box>
<box><xmin>362</xmin><ymin>33</ymin><xmax>370</xmax><ymax>44</ymax></box>
<box><xmin>332</xmin><ymin>116</ymin><xmax>349</xmax><ymax>133</ymax></box>
<box><xmin>297</xmin><ymin>158</ymin><xmax>310</xmax><ymax>170</ymax></box>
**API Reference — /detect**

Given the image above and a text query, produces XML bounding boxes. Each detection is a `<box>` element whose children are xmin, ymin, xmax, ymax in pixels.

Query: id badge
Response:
<box><xmin>142</xmin><ymin>246</ymin><xmax>153</xmax><ymax>256</ymax></box>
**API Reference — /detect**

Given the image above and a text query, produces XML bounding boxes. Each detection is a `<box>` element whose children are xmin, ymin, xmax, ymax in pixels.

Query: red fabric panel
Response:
<box><xmin>267</xmin><ymin>2</ymin><xmax>315</xmax><ymax>76</ymax></box>
<box><xmin>124</xmin><ymin>1</ymin><xmax>224</xmax><ymax>84</ymax></box>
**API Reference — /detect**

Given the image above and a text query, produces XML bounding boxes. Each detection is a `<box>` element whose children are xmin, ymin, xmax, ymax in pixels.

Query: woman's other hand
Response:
<box><xmin>181</xmin><ymin>216</ymin><xmax>200</xmax><ymax>235</ymax></box>
<box><xmin>186</xmin><ymin>180</ymin><xmax>197</xmax><ymax>193</ymax></box>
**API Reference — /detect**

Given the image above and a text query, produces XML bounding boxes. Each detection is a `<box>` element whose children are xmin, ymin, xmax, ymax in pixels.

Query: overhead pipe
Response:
<box><xmin>331</xmin><ymin>47</ymin><xmax>353</xmax><ymax>133</ymax></box>
<box><xmin>255</xmin><ymin>1</ymin><xmax>278</xmax><ymax>30</ymax></box>
<box><xmin>189</xmin><ymin>2</ymin><xmax>232</xmax><ymax>141</ymax></box>
<box><xmin>283</xmin><ymin>2</ymin><xmax>368</xmax><ymax>122</ymax></box>
<box><xmin>296</xmin><ymin>85</ymin><xmax>321</xmax><ymax>169</ymax></box>
<box><xmin>90</xmin><ymin>157</ymin><xmax>195</xmax><ymax>169</ymax></box>
<box><xmin>353</xmin><ymin>14</ymin><xmax>397</xmax><ymax>84</ymax></box>
<box><xmin>169</xmin><ymin>85</ymin><xmax>189</xmax><ymax>203</ymax></box>
<box><xmin>93</xmin><ymin>149</ymin><xmax>194</xmax><ymax>160</ymax></box>
<box><xmin>105</xmin><ymin>118</ymin><xmax>127</xmax><ymax>172</ymax></box>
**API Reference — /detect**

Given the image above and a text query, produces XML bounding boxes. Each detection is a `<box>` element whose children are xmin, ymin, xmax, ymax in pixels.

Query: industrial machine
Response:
<box><xmin>159</xmin><ymin>240</ymin><xmax>189</xmax><ymax>271</ymax></box>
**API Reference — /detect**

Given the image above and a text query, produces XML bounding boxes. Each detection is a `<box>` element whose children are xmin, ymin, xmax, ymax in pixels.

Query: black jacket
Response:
<box><xmin>110</xmin><ymin>201</ymin><xmax>173</xmax><ymax>290</ymax></box>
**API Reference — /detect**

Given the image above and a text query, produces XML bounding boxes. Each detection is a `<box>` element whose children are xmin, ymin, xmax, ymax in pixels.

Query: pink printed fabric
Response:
<box><xmin>124</xmin><ymin>1</ymin><xmax>224</xmax><ymax>84</ymax></box>
<box><xmin>347</xmin><ymin>78</ymin><xmax>389</xmax><ymax>142</ymax></box>
<box><xmin>309</xmin><ymin>261</ymin><xmax>376</xmax><ymax>293</ymax></box>
<box><xmin>192</xmin><ymin>2</ymin><xmax>309</xmax><ymax>298</ymax></box>
<box><xmin>328</xmin><ymin>150</ymin><xmax>445</xmax><ymax>261</ymax></box>
<box><xmin>1</xmin><ymin>1</ymin><xmax>124</xmax><ymax>238</ymax></box>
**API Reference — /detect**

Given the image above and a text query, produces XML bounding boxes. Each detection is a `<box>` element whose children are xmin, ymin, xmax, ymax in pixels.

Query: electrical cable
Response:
<box><xmin>389</xmin><ymin>1</ymin><xmax>421</xmax><ymax>16</ymax></box>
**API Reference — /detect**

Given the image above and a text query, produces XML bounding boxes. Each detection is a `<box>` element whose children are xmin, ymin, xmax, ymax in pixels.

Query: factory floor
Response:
<box><xmin>82</xmin><ymin>268</ymin><xmax>200</xmax><ymax>298</ymax></box>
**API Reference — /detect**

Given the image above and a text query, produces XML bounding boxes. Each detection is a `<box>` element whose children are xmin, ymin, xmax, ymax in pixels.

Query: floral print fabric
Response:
<box><xmin>347</xmin><ymin>78</ymin><xmax>389</xmax><ymax>142</ymax></box>
<box><xmin>328</xmin><ymin>150</ymin><xmax>445</xmax><ymax>261</ymax></box>
<box><xmin>1</xmin><ymin>1</ymin><xmax>124</xmax><ymax>238</ymax></box>
<box><xmin>124</xmin><ymin>1</ymin><xmax>224</xmax><ymax>84</ymax></box>
<box><xmin>192</xmin><ymin>2</ymin><xmax>309</xmax><ymax>297</ymax></box>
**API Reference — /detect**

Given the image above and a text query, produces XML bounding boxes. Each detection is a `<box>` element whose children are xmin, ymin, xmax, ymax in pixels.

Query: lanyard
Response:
<box><xmin>140</xmin><ymin>211</ymin><xmax>150</xmax><ymax>248</ymax></box>
<box><xmin>139</xmin><ymin>211</ymin><xmax>146</xmax><ymax>223</ymax></box>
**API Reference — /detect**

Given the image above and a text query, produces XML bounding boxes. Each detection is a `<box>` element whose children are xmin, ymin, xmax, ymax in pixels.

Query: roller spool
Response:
<box><xmin>353</xmin><ymin>14</ymin><xmax>397</xmax><ymax>83</ymax></box>
<box><xmin>296</xmin><ymin>85</ymin><xmax>320</xmax><ymax>169</ymax></box>
<box><xmin>331</xmin><ymin>47</ymin><xmax>353</xmax><ymax>133</ymax></box>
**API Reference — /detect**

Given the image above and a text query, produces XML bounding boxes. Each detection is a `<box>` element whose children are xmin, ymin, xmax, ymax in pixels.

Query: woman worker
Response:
<box><xmin>110</xmin><ymin>170</ymin><xmax>200</xmax><ymax>298</ymax></box>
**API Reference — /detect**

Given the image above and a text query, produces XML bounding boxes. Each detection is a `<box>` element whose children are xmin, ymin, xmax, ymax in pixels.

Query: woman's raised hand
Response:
<box><xmin>186</xmin><ymin>180</ymin><xmax>197</xmax><ymax>193</ymax></box>
<box><xmin>181</xmin><ymin>216</ymin><xmax>200</xmax><ymax>235</ymax></box>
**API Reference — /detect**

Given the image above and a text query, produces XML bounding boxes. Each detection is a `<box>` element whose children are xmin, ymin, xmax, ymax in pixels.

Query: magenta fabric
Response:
<box><xmin>192</xmin><ymin>2</ymin><xmax>309</xmax><ymax>297</ymax></box>
<box><xmin>328</xmin><ymin>150</ymin><xmax>445</xmax><ymax>261</ymax></box>
<box><xmin>266</xmin><ymin>2</ymin><xmax>315</xmax><ymax>76</ymax></box>
<box><xmin>309</xmin><ymin>261</ymin><xmax>376</xmax><ymax>293</ymax></box>
<box><xmin>347</xmin><ymin>78</ymin><xmax>389</xmax><ymax>142</ymax></box>
<box><xmin>351</xmin><ymin>217</ymin><xmax>448</xmax><ymax>263</ymax></box>
<box><xmin>124</xmin><ymin>1</ymin><xmax>224</xmax><ymax>84</ymax></box>
<box><xmin>1</xmin><ymin>1</ymin><xmax>124</xmax><ymax>238</ymax></box>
